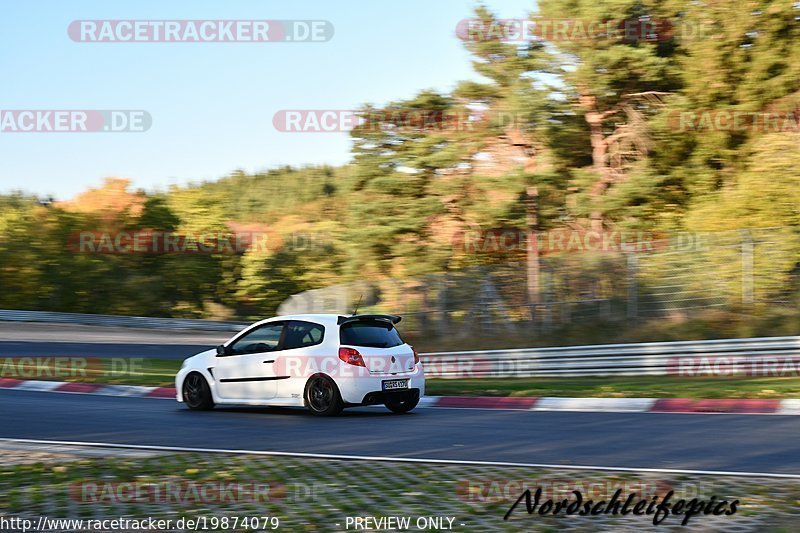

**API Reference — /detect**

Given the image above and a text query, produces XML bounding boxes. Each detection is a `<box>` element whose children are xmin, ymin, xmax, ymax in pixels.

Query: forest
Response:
<box><xmin>1</xmin><ymin>2</ymin><xmax>798</xmax><ymax>345</ymax></box>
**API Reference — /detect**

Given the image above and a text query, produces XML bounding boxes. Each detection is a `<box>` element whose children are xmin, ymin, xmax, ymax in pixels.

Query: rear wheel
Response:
<box><xmin>385</xmin><ymin>394</ymin><xmax>419</xmax><ymax>414</ymax></box>
<box><xmin>182</xmin><ymin>372</ymin><xmax>214</xmax><ymax>410</ymax></box>
<box><xmin>305</xmin><ymin>375</ymin><xmax>344</xmax><ymax>416</ymax></box>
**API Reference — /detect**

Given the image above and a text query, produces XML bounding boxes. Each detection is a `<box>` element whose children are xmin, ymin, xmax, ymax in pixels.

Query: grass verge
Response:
<box><xmin>0</xmin><ymin>448</ymin><xmax>796</xmax><ymax>531</ymax></box>
<box><xmin>426</xmin><ymin>376</ymin><xmax>800</xmax><ymax>399</ymax></box>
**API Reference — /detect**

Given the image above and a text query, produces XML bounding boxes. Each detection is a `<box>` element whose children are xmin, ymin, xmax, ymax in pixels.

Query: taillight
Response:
<box><xmin>412</xmin><ymin>346</ymin><xmax>420</xmax><ymax>365</ymax></box>
<box><xmin>338</xmin><ymin>347</ymin><xmax>365</xmax><ymax>367</ymax></box>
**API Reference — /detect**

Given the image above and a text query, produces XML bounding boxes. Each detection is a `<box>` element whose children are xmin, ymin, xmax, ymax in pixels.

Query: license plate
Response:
<box><xmin>382</xmin><ymin>379</ymin><xmax>409</xmax><ymax>391</ymax></box>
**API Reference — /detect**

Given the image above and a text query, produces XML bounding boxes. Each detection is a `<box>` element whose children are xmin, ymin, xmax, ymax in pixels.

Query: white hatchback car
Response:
<box><xmin>176</xmin><ymin>314</ymin><xmax>424</xmax><ymax>416</ymax></box>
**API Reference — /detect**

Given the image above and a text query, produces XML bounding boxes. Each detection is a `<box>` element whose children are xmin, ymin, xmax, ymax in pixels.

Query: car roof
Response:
<box><xmin>247</xmin><ymin>313</ymin><xmax>400</xmax><ymax>329</ymax></box>
<box><xmin>249</xmin><ymin>314</ymin><xmax>342</xmax><ymax>328</ymax></box>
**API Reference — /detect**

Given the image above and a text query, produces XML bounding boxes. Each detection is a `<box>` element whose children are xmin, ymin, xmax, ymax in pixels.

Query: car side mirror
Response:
<box><xmin>216</xmin><ymin>345</ymin><xmax>230</xmax><ymax>356</ymax></box>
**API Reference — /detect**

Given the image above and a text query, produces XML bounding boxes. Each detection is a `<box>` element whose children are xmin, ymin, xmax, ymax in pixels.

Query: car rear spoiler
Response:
<box><xmin>337</xmin><ymin>314</ymin><xmax>402</xmax><ymax>326</ymax></box>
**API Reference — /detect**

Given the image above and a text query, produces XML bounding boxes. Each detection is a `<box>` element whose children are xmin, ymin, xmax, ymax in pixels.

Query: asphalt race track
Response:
<box><xmin>3</xmin><ymin>326</ymin><xmax>800</xmax><ymax>476</ymax></box>
<box><xmin>2</xmin><ymin>389</ymin><xmax>800</xmax><ymax>475</ymax></box>
<box><xmin>0</xmin><ymin>323</ymin><xmax>227</xmax><ymax>359</ymax></box>
<box><xmin>0</xmin><ymin>341</ymin><xmax>208</xmax><ymax>359</ymax></box>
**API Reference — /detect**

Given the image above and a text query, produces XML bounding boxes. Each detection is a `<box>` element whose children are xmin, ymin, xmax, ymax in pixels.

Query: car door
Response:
<box><xmin>215</xmin><ymin>321</ymin><xmax>286</xmax><ymax>401</ymax></box>
<box><xmin>271</xmin><ymin>320</ymin><xmax>327</xmax><ymax>398</ymax></box>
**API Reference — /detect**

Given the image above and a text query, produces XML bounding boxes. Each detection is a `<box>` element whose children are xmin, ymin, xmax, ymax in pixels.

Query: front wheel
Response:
<box><xmin>304</xmin><ymin>375</ymin><xmax>344</xmax><ymax>416</ymax></box>
<box><xmin>385</xmin><ymin>394</ymin><xmax>419</xmax><ymax>414</ymax></box>
<box><xmin>182</xmin><ymin>372</ymin><xmax>215</xmax><ymax>410</ymax></box>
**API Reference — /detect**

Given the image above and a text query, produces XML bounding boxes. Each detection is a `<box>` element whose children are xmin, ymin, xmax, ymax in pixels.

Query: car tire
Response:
<box><xmin>385</xmin><ymin>394</ymin><xmax>419</xmax><ymax>414</ymax></box>
<box><xmin>304</xmin><ymin>374</ymin><xmax>344</xmax><ymax>416</ymax></box>
<box><xmin>182</xmin><ymin>372</ymin><xmax>215</xmax><ymax>411</ymax></box>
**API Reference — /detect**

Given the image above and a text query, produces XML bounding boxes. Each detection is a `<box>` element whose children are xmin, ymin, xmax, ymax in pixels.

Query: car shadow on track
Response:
<box><xmin>175</xmin><ymin>406</ymin><xmax>419</xmax><ymax>418</ymax></box>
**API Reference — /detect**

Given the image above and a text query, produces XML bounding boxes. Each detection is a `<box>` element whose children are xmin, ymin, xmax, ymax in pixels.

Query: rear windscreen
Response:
<box><xmin>339</xmin><ymin>320</ymin><xmax>404</xmax><ymax>348</ymax></box>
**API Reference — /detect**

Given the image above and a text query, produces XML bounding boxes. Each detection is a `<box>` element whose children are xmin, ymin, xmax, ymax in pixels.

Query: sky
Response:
<box><xmin>0</xmin><ymin>0</ymin><xmax>535</xmax><ymax>200</ymax></box>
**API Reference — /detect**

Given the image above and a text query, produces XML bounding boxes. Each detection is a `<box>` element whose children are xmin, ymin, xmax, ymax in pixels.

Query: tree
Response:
<box><xmin>537</xmin><ymin>0</ymin><xmax>682</xmax><ymax>230</ymax></box>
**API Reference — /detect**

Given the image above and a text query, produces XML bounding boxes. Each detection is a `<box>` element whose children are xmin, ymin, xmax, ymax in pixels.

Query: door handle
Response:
<box><xmin>263</xmin><ymin>360</ymin><xmax>275</xmax><ymax>364</ymax></box>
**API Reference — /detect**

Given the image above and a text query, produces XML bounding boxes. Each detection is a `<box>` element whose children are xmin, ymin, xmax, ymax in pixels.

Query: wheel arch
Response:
<box><xmin>303</xmin><ymin>372</ymin><xmax>344</xmax><ymax>416</ymax></box>
<box><xmin>179</xmin><ymin>368</ymin><xmax>219</xmax><ymax>403</ymax></box>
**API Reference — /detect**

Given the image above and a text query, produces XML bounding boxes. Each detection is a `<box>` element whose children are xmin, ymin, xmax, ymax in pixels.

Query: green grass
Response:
<box><xmin>101</xmin><ymin>358</ymin><xmax>180</xmax><ymax>386</ymax></box>
<box><xmin>7</xmin><ymin>357</ymin><xmax>800</xmax><ymax>399</ymax></box>
<box><xmin>2</xmin><ymin>450</ymin><xmax>797</xmax><ymax>530</ymax></box>
<box><xmin>0</xmin><ymin>358</ymin><xmax>181</xmax><ymax>387</ymax></box>
<box><xmin>426</xmin><ymin>376</ymin><xmax>800</xmax><ymax>399</ymax></box>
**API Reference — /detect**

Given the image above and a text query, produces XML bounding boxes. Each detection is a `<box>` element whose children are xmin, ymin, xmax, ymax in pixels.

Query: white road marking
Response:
<box><xmin>1</xmin><ymin>437</ymin><xmax>798</xmax><ymax>479</ymax></box>
<box><xmin>13</xmin><ymin>380</ymin><xmax>63</xmax><ymax>392</ymax></box>
<box><xmin>777</xmin><ymin>398</ymin><xmax>800</xmax><ymax>415</ymax></box>
<box><xmin>533</xmin><ymin>397</ymin><xmax>657</xmax><ymax>412</ymax></box>
<box><xmin>95</xmin><ymin>385</ymin><xmax>156</xmax><ymax>397</ymax></box>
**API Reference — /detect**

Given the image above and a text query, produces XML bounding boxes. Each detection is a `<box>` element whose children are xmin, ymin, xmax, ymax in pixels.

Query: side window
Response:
<box><xmin>282</xmin><ymin>321</ymin><xmax>325</xmax><ymax>350</ymax></box>
<box><xmin>229</xmin><ymin>322</ymin><xmax>285</xmax><ymax>355</ymax></box>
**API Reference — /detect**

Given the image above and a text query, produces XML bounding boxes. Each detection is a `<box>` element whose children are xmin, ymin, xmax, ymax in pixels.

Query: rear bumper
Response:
<box><xmin>359</xmin><ymin>388</ymin><xmax>421</xmax><ymax>406</ymax></box>
<box><xmin>337</xmin><ymin>372</ymin><xmax>425</xmax><ymax>405</ymax></box>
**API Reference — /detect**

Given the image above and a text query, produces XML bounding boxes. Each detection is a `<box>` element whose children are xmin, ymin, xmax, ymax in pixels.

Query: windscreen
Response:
<box><xmin>339</xmin><ymin>319</ymin><xmax>404</xmax><ymax>348</ymax></box>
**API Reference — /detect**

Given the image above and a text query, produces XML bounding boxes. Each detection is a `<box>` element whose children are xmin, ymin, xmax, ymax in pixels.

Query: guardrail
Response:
<box><xmin>420</xmin><ymin>336</ymin><xmax>800</xmax><ymax>378</ymax></box>
<box><xmin>0</xmin><ymin>310</ymin><xmax>246</xmax><ymax>332</ymax></box>
<box><xmin>1</xmin><ymin>309</ymin><xmax>797</xmax><ymax>378</ymax></box>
